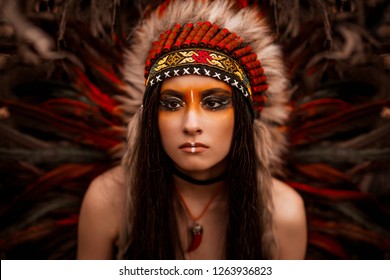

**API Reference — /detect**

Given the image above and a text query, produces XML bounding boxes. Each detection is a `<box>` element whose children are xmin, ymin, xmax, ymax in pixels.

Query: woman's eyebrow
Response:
<box><xmin>201</xmin><ymin>88</ymin><xmax>232</xmax><ymax>98</ymax></box>
<box><xmin>160</xmin><ymin>89</ymin><xmax>183</xmax><ymax>98</ymax></box>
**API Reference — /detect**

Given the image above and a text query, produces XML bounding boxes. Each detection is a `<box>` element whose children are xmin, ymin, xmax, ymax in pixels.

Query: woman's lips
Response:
<box><xmin>179</xmin><ymin>142</ymin><xmax>209</xmax><ymax>153</ymax></box>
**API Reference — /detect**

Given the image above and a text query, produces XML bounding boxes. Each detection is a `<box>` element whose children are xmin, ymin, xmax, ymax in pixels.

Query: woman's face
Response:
<box><xmin>158</xmin><ymin>75</ymin><xmax>234</xmax><ymax>179</ymax></box>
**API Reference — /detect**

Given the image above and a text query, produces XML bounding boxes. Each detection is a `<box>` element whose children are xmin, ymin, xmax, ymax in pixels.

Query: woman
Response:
<box><xmin>77</xmin><ymin>0</ymin><xmax>306</xmax><ymax>259</ymax></box>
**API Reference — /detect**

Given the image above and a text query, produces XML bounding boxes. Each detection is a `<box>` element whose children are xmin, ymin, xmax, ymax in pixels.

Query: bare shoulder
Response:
<box><xmin>272</xmin><ymin>178</ymin><xmax>305</xmax><ymax>223</ymax></box>
<box><xmin>77</xmin><ymin>165</ymin><xmax>125</xmax><ymax>259</ymax></box>
<box><xmin>83</xmin><ymin>165</ymin><xmax>126</xmax><ymax>214</ymax></box>
<box><xmin>271</xmin><ymin>178</ymin><xmax>307</xmax><ymax>259</ymax></box>
<box><xmin>90</xmin><ymin>165</ymin><xmax>125</xmax><ymax>201</ymax></box>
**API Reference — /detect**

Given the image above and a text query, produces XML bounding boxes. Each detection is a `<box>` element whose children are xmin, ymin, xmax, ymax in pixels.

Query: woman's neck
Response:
<box><xmin>173</xmin><ymin>174</ymin><xmax>224</xmax><ymax>200</ymax></box>
<box><xmin>171</xmin><ymin>157</ymin><xmax>228</xmax><ymax>186</ymax></box>
<box><xmin>172</xmin><ymin>166</ymin><xmax>227</xmax><ymax>186</ymax></box>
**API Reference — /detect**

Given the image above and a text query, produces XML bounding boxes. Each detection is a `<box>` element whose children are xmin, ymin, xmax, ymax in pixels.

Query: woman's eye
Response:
<box><xmin>202</xmin><ymin>97</ymin><xmax>231</xmax><ymax>110</ymax></box>
<box><xmin>204</xmin><ymin>100</ymin><xmax>221</xmax><ymax>109</ymax></box>
<box><xmin>160</xmin><ymin>98</ymin><xmax>183</xmax><ymax>110</ymax></box>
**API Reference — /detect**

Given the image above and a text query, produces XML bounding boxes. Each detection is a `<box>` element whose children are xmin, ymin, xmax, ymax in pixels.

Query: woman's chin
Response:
<box><xmin>172</xmin><ymin>158</ymin><xmax>227</xmax><ymax>178</ymax></box>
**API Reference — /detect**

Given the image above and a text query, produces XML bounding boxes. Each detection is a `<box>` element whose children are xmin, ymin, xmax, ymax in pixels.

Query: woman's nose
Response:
<box><xmin>182</xmin><ymin>105</ymin><xmax>202</xmax><ymax>136</ymax></box>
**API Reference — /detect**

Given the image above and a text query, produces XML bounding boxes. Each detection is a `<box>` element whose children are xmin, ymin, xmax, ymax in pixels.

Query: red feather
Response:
<box><xmin>287</xmin><ymin>181</ymin><xmax>369</xmax><ymax>200</ymax></box>
<box><xmin>308</xmin><ymin>232</ymin><xmax>348</xmax><ymax>259</ymax></box>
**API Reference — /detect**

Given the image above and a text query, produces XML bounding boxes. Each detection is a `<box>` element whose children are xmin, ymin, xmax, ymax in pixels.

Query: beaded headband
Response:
<box><xmin>144</xmin><ymin>22</ymin><xmax>269</xmax><ymax>113</ymax></box>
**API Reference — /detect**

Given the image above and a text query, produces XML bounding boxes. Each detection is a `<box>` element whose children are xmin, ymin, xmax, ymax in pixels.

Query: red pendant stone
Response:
<box><xmin>187</xmin><ymin>223</ymin><xmax>203</xmax><ymax>252</ymax></box>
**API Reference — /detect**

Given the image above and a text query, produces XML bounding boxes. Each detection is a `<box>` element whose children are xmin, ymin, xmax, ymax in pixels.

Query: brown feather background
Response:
<box><xmin>0</xmin><ymin>0</ymin><xmax>389</xmax><ymax>259</ymax></box>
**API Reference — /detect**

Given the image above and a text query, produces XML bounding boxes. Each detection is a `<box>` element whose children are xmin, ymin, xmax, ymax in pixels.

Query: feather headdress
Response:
<box><xmin>122</xmin><ymin>0</ymin><xmax>290</xmax><ymax>170</ymax></box>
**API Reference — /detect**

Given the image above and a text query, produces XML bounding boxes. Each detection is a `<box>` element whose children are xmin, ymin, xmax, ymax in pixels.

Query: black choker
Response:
<box><xmin>171</xmin><ymin>166</ymin><xmax>227</xmax><ymax>185</ymax></box>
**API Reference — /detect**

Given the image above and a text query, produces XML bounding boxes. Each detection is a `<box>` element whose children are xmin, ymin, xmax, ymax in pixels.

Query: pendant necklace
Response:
<box><xmin>176</xmin><ymin>183</ymin><xmax>223</xmax><ymax>252</ymax></box>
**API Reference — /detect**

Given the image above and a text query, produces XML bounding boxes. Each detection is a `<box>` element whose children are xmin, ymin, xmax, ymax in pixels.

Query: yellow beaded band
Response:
<box><xmin>146</xmin><ymin>48</ymin><xmax>252</xmax><ymax>98</ymax></box>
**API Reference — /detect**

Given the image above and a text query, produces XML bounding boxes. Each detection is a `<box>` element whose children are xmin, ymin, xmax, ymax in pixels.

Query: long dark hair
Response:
<box><xmin>121</xmin><ymin>84</ymin><xmax>273</xmax><ymax>259</ymax></box>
